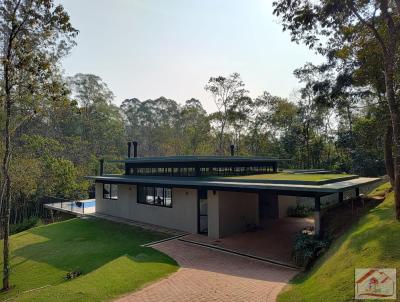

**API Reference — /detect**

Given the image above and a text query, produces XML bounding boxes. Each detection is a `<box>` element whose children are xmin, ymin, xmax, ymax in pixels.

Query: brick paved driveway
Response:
<box><xmin>116</xmin><ymin>239</ymin><xmax>298</xmax><ymax>302</ymax></box>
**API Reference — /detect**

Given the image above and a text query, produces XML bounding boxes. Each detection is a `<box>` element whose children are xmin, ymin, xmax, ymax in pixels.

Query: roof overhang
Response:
<box><xmin>86</xmin><ymin>175</ymin><xmax>381</xmax><ymax>196</ymax></box>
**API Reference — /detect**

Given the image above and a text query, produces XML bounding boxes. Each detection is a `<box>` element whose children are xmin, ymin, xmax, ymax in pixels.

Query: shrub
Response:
<box><xmin>287</xmin><ymin>204</ymin><xmax>313</xmax><ymax>217</ymax></box>
<box><xmin>292</xmin><ymin>232</ymin><xmax>330</xmax><ymax>267</ymax></box>
<box><xmin>65</xmin><ymin>270</ymin><xmax>82</xmax><ymax>280</ymax></box>
<box><xmin>10</xmin><ymin>217</ymin><xmax>41</xmax><ymax>235</ymax></box>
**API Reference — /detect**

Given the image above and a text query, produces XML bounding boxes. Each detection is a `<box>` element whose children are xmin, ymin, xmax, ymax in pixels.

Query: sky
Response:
<box><xmin>58</xmin><ymin>0</ymin><xmax>322</xmax><ymax>112</ymax></box>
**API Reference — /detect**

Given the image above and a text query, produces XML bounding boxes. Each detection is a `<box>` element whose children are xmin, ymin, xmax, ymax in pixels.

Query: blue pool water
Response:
<box><xmin>73</xmin><ymin>199</ymin><xmax>96</xmax><ymax>208</ymax></box>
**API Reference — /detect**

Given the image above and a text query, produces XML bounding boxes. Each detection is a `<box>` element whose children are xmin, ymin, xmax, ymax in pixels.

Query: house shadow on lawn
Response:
<box><xmin>11</xmin><ymin>218</ymin><xmax>177</xmax><ymax>276</ymax></box>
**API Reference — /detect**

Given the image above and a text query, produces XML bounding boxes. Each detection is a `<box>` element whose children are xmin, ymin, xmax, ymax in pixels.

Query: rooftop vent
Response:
<box><xmin>127</xmin><ymin>141</ymin><xmax>132</xmax><ymax>158</ymax></box>
<box><xmin>132</xmin><ymin>141</ymin><xmax>138</xmax><ymax>157</ymax></box>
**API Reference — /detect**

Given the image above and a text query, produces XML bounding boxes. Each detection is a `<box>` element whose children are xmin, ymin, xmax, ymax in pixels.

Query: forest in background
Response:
<box><xmin>0</xmin><ymin>0</ymin><xmax>391</xmax><ymax>234</ymax></box>
<box><xmin>2</xmin><ymin>69</ymin><xmax>385</xmax><ymax>227</ymax></box>
<box><xmin>2</xmin><ymin>0</ymin><xmax>400</xmax><ymax>294</ymax></box>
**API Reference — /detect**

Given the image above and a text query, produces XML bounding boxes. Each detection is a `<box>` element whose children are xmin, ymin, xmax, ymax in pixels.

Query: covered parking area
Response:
<box><xmin>197</xmin><ymin>177</ymin><xmax>380</xmax><ymax>239</ymax></box>
<box><xmin>191</xmin><ymin>177</ymin><xmax>381</xmax><ymax>265</ymax></box>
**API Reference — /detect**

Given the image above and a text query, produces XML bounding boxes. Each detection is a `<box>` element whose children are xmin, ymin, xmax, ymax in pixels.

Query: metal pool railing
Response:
<box><xmin>42</xmin><ymin>196</ymin><xmax>96</xmax><ymax>215</ymax></box>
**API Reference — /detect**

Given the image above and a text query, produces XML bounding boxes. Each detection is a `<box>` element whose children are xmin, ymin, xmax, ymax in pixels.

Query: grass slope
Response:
<box><xmin>278</xmin><ymin>183</ymin><xmax>400</xmax><ymax>302</ymax></box>
<box><xmin>0</xmin><ymin>218</ymin><xmax>178</xmax><ymax>302</ymax></box>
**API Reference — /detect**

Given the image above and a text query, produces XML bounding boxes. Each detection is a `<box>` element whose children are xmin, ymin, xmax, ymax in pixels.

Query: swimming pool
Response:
<box><xmin>73</xmin><ymin>199</ymin><xmax>96</xmax><ymax>208</ymax></box>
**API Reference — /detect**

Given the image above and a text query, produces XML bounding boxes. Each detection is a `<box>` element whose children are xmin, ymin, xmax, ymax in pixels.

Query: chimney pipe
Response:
<box><xmin>127</xmin><ymin>141</ymin><xmax>132</xmax><ymax>158</ymax></box>
<box><xmin>99</xmin><ymin>159</ymin><xmax>104</xmax><ymax>176</ymax></box>
<box><xmin>132</xmin><ymin>141</ymin><xmax>138</xmax><ymax>157</ymax></box>
<box><xmin>230</xmin><ymin>144</ymin><xmax>235</xmax><ymax>156</ymax></box>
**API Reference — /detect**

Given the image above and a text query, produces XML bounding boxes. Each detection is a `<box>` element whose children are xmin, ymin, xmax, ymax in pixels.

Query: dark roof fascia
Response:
<box><xmin>209</xmin><ymin>175</ymin><xmax>359</xmax><ymax>186</ymax></box>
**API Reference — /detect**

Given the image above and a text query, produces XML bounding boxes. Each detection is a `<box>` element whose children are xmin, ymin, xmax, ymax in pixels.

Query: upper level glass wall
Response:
<box><xmin>126</xmin><ymin>163</ymin><xmax>277</xmax><ymax>177</ymax></box>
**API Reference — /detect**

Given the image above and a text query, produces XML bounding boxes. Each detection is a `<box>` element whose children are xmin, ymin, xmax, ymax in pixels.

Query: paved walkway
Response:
<box><xmin>183</xmin><ymin>217</ymin><xmax>313</xmax><ymax>265</ymax></box>
<box><xmin>116</xmin><ymin>240</ymin><xmax>298</xmax><ymax>302</ymax></box>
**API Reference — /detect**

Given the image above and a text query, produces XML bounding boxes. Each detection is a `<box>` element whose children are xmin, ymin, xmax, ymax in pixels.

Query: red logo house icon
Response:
<box><xmin>355</xmin><ymin>268</ymin><xmax>396</xmax><ymax>299</ymax></box>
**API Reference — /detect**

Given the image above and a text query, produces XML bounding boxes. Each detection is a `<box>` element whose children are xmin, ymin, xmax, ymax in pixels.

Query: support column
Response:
<box><xmin>339</xmin><ymin>192</ymin><xmax>344</xmax><ymax>203</ymax></box>
<box><xmin>314</xmin><ymin>195</ymin><xmax>321</xmax><ymax>237</ymax></box>
<box><xmin>355</xmin><ymin>187</ymin><xmax>360</xmax><ymax>197</ymax></box>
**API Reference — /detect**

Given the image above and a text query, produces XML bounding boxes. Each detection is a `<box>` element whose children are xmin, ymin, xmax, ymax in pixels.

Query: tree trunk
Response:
<box><xmin>384</xmin><ymin>54</ymin><xmax>400</xmax><ymax>220</ymax></box>
<box><xmin>2</xmin><ymin>92</ymin><xmax>12</xmax><ymax>291</ymax></box>
<box><xmin>384</xmin><ymin>122</ymin><xmax>395</xmax><ymax>186</ymax></box>
<box><xmin>218</xmin><ymin>119</ymin><xmax>226</xmax><ymax>155</ymax></box>
<box><xmin>2</xmin><ymin>33</ymin><xmax>12</xmax><ymax>290</ymax></box>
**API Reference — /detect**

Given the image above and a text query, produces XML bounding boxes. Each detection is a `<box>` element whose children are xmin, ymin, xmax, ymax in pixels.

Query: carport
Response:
<box><xmin>195</xmin><ymin>176</ymin><xmax>380</xmax><ymax>239</ymax></box>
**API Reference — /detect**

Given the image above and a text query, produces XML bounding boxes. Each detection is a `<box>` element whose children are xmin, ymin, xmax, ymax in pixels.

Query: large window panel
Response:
<box><xmin>138</xmin><ymin>186</ymin><xmax>172</xmax><ymax>208</ymax></box>
<box><xmin>110</xmin><ymin>184</ymin><xmax>118</xmax><ymax>200</ymax></box>
<box><xmin>103</xmin><ymin>184</ymin><xmax>111</xmax><ymax>199</ymax></box>
<box><xmin>164</xmin><ymin>188</ymin><xmax>172</xmax><ymax>207</ymax></box>
<box><xmin>155</xmin><ymin>187</ymin><xmax>164</xmax><ymax>205</ymax></box>
<box><xmin>145</xmin><ymin>187</ymin><xmax>155</xmax><ymax>204</ymax></box>
<box><xmin>103</xmin><ymin>183</ymin><xmax>118</xmax><ymax>200</ymax></box>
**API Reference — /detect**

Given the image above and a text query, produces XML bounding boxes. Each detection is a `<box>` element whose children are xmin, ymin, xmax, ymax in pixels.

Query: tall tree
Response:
<box><xmin>68</xmin><ymin>73</ymin><xmax>125</xmax><ymax>158</ymax></box>
<box><xmin>273</xmin><ymin>0</ymin><xmax>400</xmax><ymax>219</ymax></box>
<box><xmin>0</xmin><ymin>0</ymin><xmax>77</xmax><ymax>290</ymax></box>
<box><xmin>179</xmin><ymin>98</ymin><xmax>211</xmax><ymax>154</ymax></box>
<box><xmin>205</xmin><ymin>73</ymin><xmax>250</xmax><ymax>155</ymax></box>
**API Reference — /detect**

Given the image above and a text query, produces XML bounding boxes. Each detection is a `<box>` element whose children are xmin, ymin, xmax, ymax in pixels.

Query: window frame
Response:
<box><xmin>103</xmin><ymin>183</ymin><xmax>118</xmax><ymax>200</ymax></box>
<box><xmin>137</xmin><ymin>185</ymin><xmax>173</xmax><ymax>208</ymax></box>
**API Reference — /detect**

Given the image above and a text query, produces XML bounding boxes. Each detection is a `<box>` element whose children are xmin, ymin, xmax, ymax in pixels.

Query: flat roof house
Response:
<box><xmin>87</xmin><ymin>142</ymin><xmax>379</xmax><ymax>239</ymax></box>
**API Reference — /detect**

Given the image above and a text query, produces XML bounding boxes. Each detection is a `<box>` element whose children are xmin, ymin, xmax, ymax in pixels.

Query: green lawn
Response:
<box><xmin>226</xmin><ymin>172</ymin><xmax>354</xmax><ymax>182</ymax></box>
<box><xmin>278</xmin><ymin>183</ymin><xmax>400</xmax><ymax>302</ymax></box>
<box><xmin>0</xmin><ymin>218</ymin><xmax>178</xmax><ymax>302</ymax></box>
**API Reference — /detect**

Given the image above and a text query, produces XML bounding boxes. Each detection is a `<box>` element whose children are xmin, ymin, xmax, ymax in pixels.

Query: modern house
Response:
<box><xmin>87</xmin><ymin>142</ymin><xmax>380</xmax><ymax>239</ymax></box>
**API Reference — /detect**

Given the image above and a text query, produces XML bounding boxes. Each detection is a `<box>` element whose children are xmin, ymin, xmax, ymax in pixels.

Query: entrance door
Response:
<box><xmin>199</xmin><ymin>198</ymin><xmax>208</xmax><ymax>234</ymax></box>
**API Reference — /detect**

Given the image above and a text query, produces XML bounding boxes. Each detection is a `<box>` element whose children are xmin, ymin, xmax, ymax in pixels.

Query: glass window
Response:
<box><xmin>138</xmin><ymin>186</ymin><xmax>172</xmax><ymax>207</ymax></box>
<box><xmin>111</xmin><ymin>184</ymin><xmax>118</xmax><ymax>199</ymax></box>
<box><xmin>145</xmin><ymin>187</ymin><xmax>155</xmax><ymax>204</ymax></box>
<box><xmin>103</xmin><ymin>184</ymin><xmax>110</xmax><ymax>199</ymax></box>
<box><xmin>164</xmin><ymin>188</ymin><xmax>172</xmax><ymax>207</ymax></box>
<box><xmin>155</xmin><ymin>187</ymin><xmax>164</xmax><ymax>205</ymax></box>
<box><xmin>103</xmin><ymin>183</ymin><xmax>118</xmax><ymax>200</ymax></box>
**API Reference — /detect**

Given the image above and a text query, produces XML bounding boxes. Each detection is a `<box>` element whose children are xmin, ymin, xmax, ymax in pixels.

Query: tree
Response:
<box><xmin>68</xmin><ymin>73</ymin><xmax>125</xmax><ymax>158</ymax></box>
<box><xmin>205</xmin><ymin>73</ymin><xmax>250</xmax><ymax>155</ymax></box>
<box><xmin>0</xmin><ymin>0</ymin><xmax>77</xmax><ymax>290</ymax></box>
<box><xmin>273</xmin><ymin>0</ymin><xmax>400</xmax><ymax>219</ymax></box>
<box><xmin>247</xmin><ymin>92</ymin><xmax>297</xmax><ymax>157</ymax></box>
<box><xmin>178</xmin><ymin>98</ymin><xmax>212</xmax><ymax>154</ymax></box>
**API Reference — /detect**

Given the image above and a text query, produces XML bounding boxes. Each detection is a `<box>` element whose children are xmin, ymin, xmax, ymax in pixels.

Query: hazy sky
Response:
<box><xmin>59</xmin><ymin>0</ymin><xmax>322</xmax><ymax>112</ymax></box>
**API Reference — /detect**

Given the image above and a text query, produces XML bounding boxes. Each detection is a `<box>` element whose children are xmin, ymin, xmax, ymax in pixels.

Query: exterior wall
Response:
<box><xmin>95</xmin><ymin>182</ymin><xmax>198</xmax><ymax>233</ymax></box>
<box><xmin>218</xmin><ymin>191</ymin><xmax>259</xmax><ymax>238</ymax></box>
<box><xmin>259</xmin><ymin>192</ymin><xmax>279</xmax><ymax>219</ymax></box>
<box><xmin>277</xmin><ymin>195</ymin><xmax>297</xmax><ymax>218</ymax></box>
<box><xmin>206</xmin><ymin>190</ymin><xmax>259</xmax><ymax>239</ymax></box>
<box><xmin>207</xmin><ymin>190</ymin><xmax>220</xmax><ymax>239</ymax></box>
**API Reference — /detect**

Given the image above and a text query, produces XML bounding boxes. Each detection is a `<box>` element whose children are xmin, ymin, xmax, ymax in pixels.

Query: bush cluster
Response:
<box><xmin>287</xmin><ymin>204</ymin><xmax>313</xmax><ymax>217</ymax></box>
<box><xmin>292</xmin><ymin>232</ymin><xmax>330</xmax><ymax>267</ymax></box>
